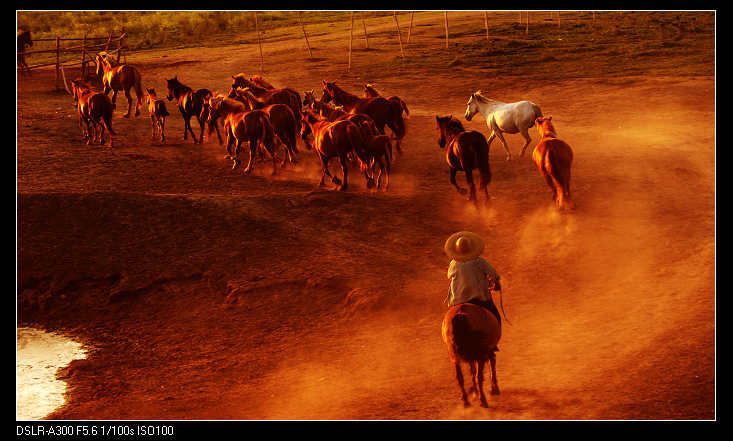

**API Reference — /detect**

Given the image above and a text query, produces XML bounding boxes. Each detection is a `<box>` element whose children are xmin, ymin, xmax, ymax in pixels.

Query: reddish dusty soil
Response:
<box><xmin>17</xmin><ymin>14</ymin><xmax>715</xmax><ymax>420</ymax></box>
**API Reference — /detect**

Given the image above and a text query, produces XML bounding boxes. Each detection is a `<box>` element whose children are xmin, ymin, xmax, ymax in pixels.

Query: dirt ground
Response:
<box><xmin>17</xmin><ymin>13</ymin><xmax>715</xmax><ymax>421</ymax></box>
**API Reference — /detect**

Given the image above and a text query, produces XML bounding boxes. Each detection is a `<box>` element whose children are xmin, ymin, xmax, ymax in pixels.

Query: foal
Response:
<box><xmin>146</xmin><ymin>88</ymin><xmax>170</xmax><ymax>143</ymax></box>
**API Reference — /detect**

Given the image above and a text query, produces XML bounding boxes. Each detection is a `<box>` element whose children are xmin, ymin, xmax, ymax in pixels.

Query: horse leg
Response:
<box><xmin>465</xmin><ymin>170</ymin><xmax>478</xmax><ymax>205</ymax></box>
<box><xmin>160</xmin><ymin>118</ymin><xmax>167</xmax><ymax>144</ymax></box>
<box><xmin>232</xmin><ymin>140</ymin><xmax>242</xmax><ymax>170</ymax></box>
<box><xmin>243</xmin><ymin>138</ymin><xmax>257</xmax><ymax>174</ymax></box>
<box><xmin>186</xmin><ymin>116</ymin><xmax>199</xmax><ymax>144</ymax></box>
<box><xmin>150</xmin><ymin>116</ymin><xmax>157</xmax><ymax>141</ymax></box>
<box><xmin>493</xmin><ymin>130</ymin><xmax>512</xmax><ymax>161</ymax></box>
<box><xmin>519</xmin><ymin>128</ymin><xmax>532</xmax><ymax>157</ymax></box>
<box><xmin>337</xmin><ymin>154</ymin><xmax>349</xmax><ymax>191</ymax></box>
<box><xmin>488</xmin><ymin>352</ymin><xmax>500</xmax><ymax>395</ymax></box>
<box><xmin>454</xmin><ymin>362</ymin><xmax>470</xmax><ymax>407</ymax></box>
<box><xmin>196</xmin><ymin>116</ymin><xmax>205</xmax><ymax>145</ymax></box>
<box><xmin>476</xmin><ymin>361</ymin><xmax>489</xmax><ymax>408</ymax></box>
<box><xmin>450</xmin><ymin>169</ymin><xmax>467</xmax><ymax>195</ymax></box>
<box><xmin>123</xmin><ymin>89</ymin><xmax>133</xmax><ymax>118</ymax></box>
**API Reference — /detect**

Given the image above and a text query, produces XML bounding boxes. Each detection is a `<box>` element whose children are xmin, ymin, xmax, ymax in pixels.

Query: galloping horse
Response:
<box><xmin>165</xmin><ymin>77</ymin><xmax>216</xmax><ymax>144</ymax></box>
<box><xmin>321</xmin><ymin>80</ymin><xmax>406</xmax><ymax>154</ymax></box>
<box><xmin>442</xmin><ymin>303</ymin><xmax>501</xmax><ymax>407</ymax></box>
<box><xmin>533</xmin><ymin>116</ymin><xmax>574</xmax><ymax>210</ymax></box>
<box><xmin>300</xmin><ymin>110</ymin><xmax>372</xmax><ymax>191</ymax></box>
<box><xmin>362</xmin><ymin>83</ymin><xmax>409</xmax><ymax>118</ymax></box>
<box><xmin>464</xmin><ymin>91</ymin><xmax>543</xmax><ymax>161</ymax></box>
<box><xmin>235</xmin><ymin>87</ymin><xmax>299</xmax><ymax>166</ymax></box>
<box><xmin>145</xmin><ymin>88</ymin><xmax>170</xmax><ymax>144</ymax></box>
<box><xmin>70</xmin><ymin>79</ymin><xmax>116</xmax><ymax>147</ymax></box>
<box><xmin>204</xmin><ymin>96</ymin><xmax>248</xmax><ymax>160</ymax></box>
<box><xmin>435</xmin><ymin>115</ymin><xmax>492</xmax><ymax>206</ymax></box>
<box><xmin>17</xmin><ymin>29</ymin><xmax>32</xmax><ymax>76</ymax></box>
<box><xmin>208</xmin><ymin>95</ymin><xmax>282</xmax><ymax>175</ymax></box>
<box><xmin>95</xmin><ymin>53</ymin><xmax>143</xmax><ymax>118</ymax></box>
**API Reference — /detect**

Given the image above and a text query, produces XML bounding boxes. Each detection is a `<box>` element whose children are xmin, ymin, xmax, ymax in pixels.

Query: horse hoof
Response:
<box><xmin>124</xmin><ymin>114</ymin><xmax>131</xmax><ymax>119</ymax></box>
<box><xmin>480</xmin><ymin>400</ymin><xmax>489</xmax><ymax>408</ymax></box>
<box><xmin>490</xmin><ymin>388</ymin><xmax>500</xmax><ymax>396</ymax></box>
<box><xmin>457</xmin><ymin>188</ymin><xmax>467</xmax><ymax>196</ymax></box>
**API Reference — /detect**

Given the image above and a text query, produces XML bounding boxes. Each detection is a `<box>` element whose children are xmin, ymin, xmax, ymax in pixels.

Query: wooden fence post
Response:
<box><xmin>55</xmin><ymin>36</ymin><xmax>60</xmax><ymax>90</ymax></box>
<box><xmin>348</xmin><ymin>11</ymin><xmax>354</xmax><ymax>71</ymax></box>
<box><xmin>254</xmin><ymin>12</ymin><xmax>264</xmax><ymax>72</ymax></box>
<box><xmin>394</xmin><ymin>12</ymin><xmax>405</xmax><ymax>58</ymax></box>
<box><xmin>444</xmin><ymin>11</ymin><xmax>449</xmax><ymax>49</ymax></box>
<box><xmin>299</xmin><ymin>12</ymin><xmax>312</xmax><ymax>57</ymax></box>
<box><xmin>525</xmin><ymin>11</ymin><xmax>529</xmax><ymax>35</ymax></box>
<box><xmin>81</xmin><ymin>33</ymin><xmax>87</xmax><ymax>78</ymax></box>
<box><xmin>484</xmin><ymin>11</ymin><xmax>489</xmax><ymax>42</ymax></box>
<box><xmin>117</xmin><ymin>27</ymin><xmax>124</xmax><ymax>63</ymax></box>
<box><xmin>406</xmin><ymin>11</ymin><xmax>414</xmax><ymax>44</ymax></box>
<box><xmin>361</xmin><ymin>11</ymin><xmax>369</xmax><ymax>49</ymax></box>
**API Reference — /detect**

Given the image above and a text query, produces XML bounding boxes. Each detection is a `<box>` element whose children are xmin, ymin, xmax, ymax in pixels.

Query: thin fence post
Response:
<box><xmin>444</xmin><ymin>11</ymin><xmax>449</xmax><ymax>49</ymax></box>
<box><xmin>55</xmin><ymin>36</ymin><xmax>60</xmax><ymax>90</ymax></box>
<box><xmin>116</xmin><ymin>27</ymin><xmax>124</xmax><ymax>64</ymax></box>
<box><xmin>557</xmin><ymin>11</ymin><xmax>561</xmax><ymax>28</ymax></box>
<box><xmin>525</xmin><ymin>11</ymin><xmax>529</xmax><ymax>35</ymax></box>
<box><xmin>361</xmin><ymin>11</ymin><xmax>369</xmax><ymax>49</ymax></box>
<box><xmin>81</xmin><ymin>33</ymin><xmax>87</xmax><ymax>78</ymax></box>
<box><xmin>407</xmin><ymin>11</ymin><xmax>414</xmax><ymax>44</ymax></box>
<box><xmin>104</xmin><ymin>31</ymin><xmax>113</xmax><ymax>52</ymax></box>
<box><xmin>348</xmin><ymin>11</ymin><xmax>354</xmax><ymax>71</ymax></box>
<box><xmin>299</xmin><ymin>12</ymin><xmax>312</xmax><ymax>57</ymax></box>
<box><xmin>393</xmin><ymin>11</ymin><xmax>405</xmax><ymax>58</ymax></box>
<box><xmin>484</xmin><ymin>11</ymin><xmax>489</xmax><ymax>42</ymax></box>
<box><xmin>254</xmin><ymin>12</ymin><xmax>264</xmax><ymax>73</ymax></box>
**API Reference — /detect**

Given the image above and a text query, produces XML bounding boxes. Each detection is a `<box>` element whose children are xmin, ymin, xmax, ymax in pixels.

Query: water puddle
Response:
<box><xmin>16</xmin><ymin>327</ymin><xmax>88</xmax><ymax>420</ymax></box>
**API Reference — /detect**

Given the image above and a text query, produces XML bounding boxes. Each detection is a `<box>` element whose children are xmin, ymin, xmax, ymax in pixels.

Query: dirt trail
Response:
<box><xmin>17</xmin><ymin>13</ymin><xmax>714</xmax><ymax>420</ymax></box>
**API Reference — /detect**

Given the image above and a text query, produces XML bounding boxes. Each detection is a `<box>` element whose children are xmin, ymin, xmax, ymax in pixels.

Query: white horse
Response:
<box><xmin>464</xmin><ymin>91</ymin><xmax>543</xmax><ymax>161</ymax></box>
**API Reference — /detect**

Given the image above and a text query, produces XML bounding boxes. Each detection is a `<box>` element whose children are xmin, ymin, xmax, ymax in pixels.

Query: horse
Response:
<box><xmin>442</xmin><ymin>303</ymin><xmax>501</xmax><ymax>407</ymax></box>
<box><xmin>235</xmin><ymin>87</ymin><xmax>299</xmax><ymax>166</ymax></box>
<box><xmin>435</xmin><ymin>115</ymin><xmax>492</xmax><ymax>206</ymax></box>
<box><xmin>300</xmin><ymin>109</ymin><xmax>373</xmax><ymax>191</ymax></box>
<box><xmin>94</xmin><ymin>53</ymin><xmax>143</xmax><ymax>118</ymax></box>
<box><xmin>165</xmin><ymin>77</ymin><xmax>217</xmax><ymax>144</ymax></box>
<box><xmin>249</xmin><ymin>74</ymin><xmax>276</xmax><ymax>89</ymax></box>
<box><xmin>358</xmin><ymin>134</ymin><xmax>392</xmax><ymax>190</ymax></box>
<box><xmin>321</xmin><ymin>80</ymin><xmax>406</xmax><ymax>154</ymax></box>
<box><xmin>532</xmin><ymin>116</ymin><xmax>575</xmax><ymax>210</ymax></box>
<box><xmin>303</xmin><ymin>90</ymin><xmax>347</xmax><ymax>121</ymax></box>
<box><xmin>204</xmin><ymin>95</ymin><xmax>248</xmax><ymax>160</ymax></box>
<box><xmin>207</xmin><ymin>95</ymin><xmax>282</xmax><ymax>175</ymax></box>
<box><xmin>17</xmin><ymin>29</ymin><xmax>33</xmax><ymax>76</ymax></box>
<box><xmin>362</xmin><ymin>83</ymin><xmax>410</xmax><ymax>118</ymax></box>
<box><xmin>145</xmin><ymin>88</ymin><xmax>170</xmax><ymax>144</ymax></box>
<box><xmin>70</xmin><ymin>79</ymin><xmax>116</xmax><ymax>147</ymax></box>
<box><xmin>464</xmin><ymin>91</ymin><xmax>543</xmax><ymax>161</ymax></box>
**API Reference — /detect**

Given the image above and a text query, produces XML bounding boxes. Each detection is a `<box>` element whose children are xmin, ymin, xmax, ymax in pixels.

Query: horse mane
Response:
<box><xmin>537</xmin><ymin>116</ymin><xmax>558</xmax><ymax>138</ymax></box>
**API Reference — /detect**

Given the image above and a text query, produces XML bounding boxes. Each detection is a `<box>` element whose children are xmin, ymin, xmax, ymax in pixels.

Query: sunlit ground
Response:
<box><xmin>16</xmin><ymin>327</ymin><xmax>87</xmax><ymax>420</ymax></box>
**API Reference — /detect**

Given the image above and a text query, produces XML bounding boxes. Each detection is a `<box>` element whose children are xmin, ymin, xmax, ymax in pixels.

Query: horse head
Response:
<box><xmin>464</xmin><ymin>92</ymin><xmax>481</xmax><ymax>121</ymax></box>
<box><xmin>321</xmin><ymin>80</ymin><xmax>335</xmax><ymax>103</ymax></box>
<box><xmin>536</xmin><ymin>116</ymin><xmax>556</xmax><ymax>138</ymax></box>
<box><xmin>165</xmin><ymin>77</ymin><xmax>181</xmax><ymax>101</ymax></box>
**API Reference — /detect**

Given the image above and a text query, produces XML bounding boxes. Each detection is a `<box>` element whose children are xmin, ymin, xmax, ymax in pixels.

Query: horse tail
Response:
<box><xmin>101</xmin><ymin>102</ymin><xmax>116</xmax><ymax>136</ymax></box>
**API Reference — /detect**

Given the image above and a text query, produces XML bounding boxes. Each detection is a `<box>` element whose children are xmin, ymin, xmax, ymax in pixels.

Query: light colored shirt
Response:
<box><xmin>446</xmin><ymin>257</ymin><xmax>500</xmax><ymax>307</ymax></box>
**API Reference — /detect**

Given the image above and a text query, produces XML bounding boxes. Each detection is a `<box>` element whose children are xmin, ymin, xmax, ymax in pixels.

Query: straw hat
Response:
<box><xmin>444</xmin><ymin>231</ymin><xmax>485</xmax><ymax>262</ymax></box>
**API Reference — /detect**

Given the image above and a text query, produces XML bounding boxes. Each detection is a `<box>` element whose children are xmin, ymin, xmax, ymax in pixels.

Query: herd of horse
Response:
<box><xmin>50</xmin><ymin>49</ymin><xmax>578</xmax><ymax>408</ymax></box>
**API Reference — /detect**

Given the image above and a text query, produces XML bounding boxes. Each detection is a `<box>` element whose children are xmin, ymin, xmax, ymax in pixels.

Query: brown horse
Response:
<box><xmin>362</xmin><ymin>83</ymin><xmax>409</xmax><ymax>118</ymax></box>
<box><xmin>300</xmin><ymin>110</ymin><xmax>372</xmax><ymax>191</ymax></box>
<box><xmin>303</xmin><ymin>89</ymin><xmax>347</xmax><ymax>121</ymax></box>
<box><xmin>235</xmin><ymin>87</ymin><xmax>299</xmax><ymax>165</ymax></box>
<box><xmin>442</xmin><ymin>303</ymin><xmax>501</xmax><ymax>407</ymax></box>
<box><xmin>166</xmin><ymin>77</ymin><xmax>218</xmax><ymax>144</ymax></box>
<box><xmin>17</xmin><ymin>29</ymin><xmax>32</xmax><ymax>76</ymax></box>
<box><xmin>321</xmin><ymin>80</ymin><xmax>406</xmax><ymax>154</ymax></box>
<box><xmin>70</xmin><ymin>79</ymin><xmax>116</xmax><ymax>147</ymax></box>
<box><xmin>358</xmin><ymin>134</ymin><xmax>392</xmax><ymax>190</ymax></box>
<box><xmin>95</xmin><ymin>53</ymin><xmax>143</xmax><ymax>118</ymax></box>
<box><xmin>145</xmin><ymin>88</ymin><xmax>170</xmax><ymax>144</ymax></box>
<box><xmin>435</xmin><ymin>115</ymin><xmax>492</xmax><ymax>206</ymax></box>
<box><xmin>533</xmin><ymin>116</ymin><xmax>574</xmax><ymax>210</ymax></box>
<box><xmin>208</xmin><ymin>95</ymin><xmax>282</xmax><ymax>175</ymax></box>
<box><xmin>249</xmin><ymin>74</ymin><xmax>275</xmax><ymax>89</ymax></box>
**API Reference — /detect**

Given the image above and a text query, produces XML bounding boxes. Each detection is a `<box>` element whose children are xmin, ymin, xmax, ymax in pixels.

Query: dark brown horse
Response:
<box><xmin>235</xmin><ymin>87</ymin><xmax>299</xmax><ymax>166</ymax></box>
<box><xmin>17</xmin><ymin>29</ymin><xmax>32</xmax><ymax>76</ymax></box>
<box><xmin>300</xmin><ymin>110</ymin><xmax>372</xmax><ymax>191</ymax></box>
<box><xmin>145</xmin><ymin>88</ymin><xmax>170</xmax><ymax>144</ymax></box>
<box><xmin>165</xmin><ymin>77</ymin><xmax>216</xmax><ymax>144</ymax></box>
<box><xmin>321</xmin><ymin>80</ymin><xmax>406</xmax><ymax>154</ymax></box>
<box><xmin>435</xmin><ymin>115</ymin><xmax>492</xmax><ymax>206</ymax></box>
<box><xmin>362</xmin><ymin>83</ymin><xmax>409</xmax><ymax>118</ymax></box>
<box><xmin>208</xmin><ymin>95</ymin><xmax>282</xmax><ymax>175</ymax></box>
<box><xmin>70</xmin><ymin>79</ymin><xmax>116</xmax><ymax>147</ymax></box>
<box><xmin>533</xmin><ymin>116</ymin><xmax>574</xmax><ymax>210</ymax></box>
<box><xmin>303</xmin><ymin>89</ymin><xmax>347</xmax><ymax>121</ymax></box>
<box><xmin>95</xmin><ymin>53</ymin><xmax>143</xmax><ymax>118</ymax></box>
<box><xmin>442</xmin><ymin>303</ymin><xmax>501</xmax><ymax>407</ymax></box>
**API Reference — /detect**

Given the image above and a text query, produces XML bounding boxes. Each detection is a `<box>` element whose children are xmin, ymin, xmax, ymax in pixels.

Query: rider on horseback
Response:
<box><xmin>444</xmin><ymin>231</ymin><xmax>503</xmax><ymax>326</ymax></box>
